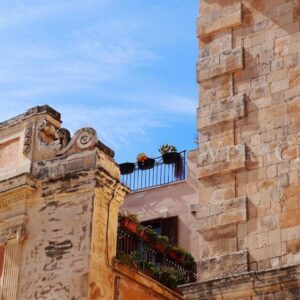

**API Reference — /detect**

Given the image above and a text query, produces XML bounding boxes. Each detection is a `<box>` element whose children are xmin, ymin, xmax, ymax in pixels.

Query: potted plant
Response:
<box><xmin>153</xmin><ymin>266</ymin><xmax>187</xmax><ymax>290</ymax></box>
<box><xmin>166</xmin><ymin>246</ymin><xmax>196</xmax><ymax>269</ymax></box>
<box><xmin>136</xmin><ymin>153</ymin><xmax>155</xmax><ymax>171</ymax></box>
<box><xmin>159</xmin><ymin>144</ymin><xmax>184</xmax><ymax>178</ymax></box>
<box><xmin>167</xmin><ymin>246</ymin><xmax>179</xmax><ymax>261</ymax></box>
<box><xmin>119</xmin><ymin>213</ymin><xmax>139</xmax><ymax>233</ymax></box>
<box><xmin>142</xmin><ymin>226</ymin><xmax>157</xmax><ymax>244</ymax></box>
<box><xmin>119</xmin><ymin>162</ymin><xmax>135</xmax><ymax>175</ymax></box>
<box><xmin>154</xmin><ymin>235</ymin><xmax>169</xmax><ymax>253</ymax></box>
<box><xmin>159</xmin><ymin>144</ymin><xmax>180</xmax><ymax>164</ymax></box>
<box><xmin>136</xmin><ymin>225</ymin><xmax>148</xmax><ymax>239</ymax></box>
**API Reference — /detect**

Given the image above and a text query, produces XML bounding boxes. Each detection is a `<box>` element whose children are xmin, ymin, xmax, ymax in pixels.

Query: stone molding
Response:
<box><xmin>0</xmin><ymin>224</ymin><xmax>26</xmax><ymax>245</ymax></box>
<box><xmin>197</xmin><ymin>3</ymin><xmax>242</xmax><ymax>38</ymax></box>
<box><xmin>0</xmin><ymin>220</ymin><xmax>26</xmax><ymax>300</ymax></box>
<box><xmin>0</xmin><ymin>193</ymin><xmax>28</xmax><ymax>210</ymax></box>
<box><xmin>23</xmin><ymin>123</ymin><xmax>34</xmax><ymax>155</ymax></box>
<box><xmin>197</xmin><ymin>144</ymin><xmax>246</xmax><ymax>179</ymax></box>
<box><xmin>0</xmin><ymin>184</ymin><xmax>35</xmax><ymax>210</ymax></box>
<box><xmin>198</xmin><ymin>93</ymin><xmax>246</xmax><ymax>130</ymax></box>
<box><xmin>0</xmin><ymin>173</ymin><xmax>36</xmax><ymax>194</ymax></box>
<box><xmin>180</xmin><ymin>264</ymin><xmax>300</xmax><ymax>299</ymax></box>
<box><xmin>0</xmin><ymin>105</ymin><xmax>60</xmax><ymax>130</ymax></box>
<box><xmin>197</xmin><ymin>47</ymin><xmax>244</xmax><ymax>83</ymax></box>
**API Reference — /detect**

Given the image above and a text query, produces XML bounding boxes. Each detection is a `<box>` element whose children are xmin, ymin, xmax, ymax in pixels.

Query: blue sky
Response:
<box><xmin>0</xmin><ymin>0</ymin><xmax>198</xmax><ymax>162</ymax></box>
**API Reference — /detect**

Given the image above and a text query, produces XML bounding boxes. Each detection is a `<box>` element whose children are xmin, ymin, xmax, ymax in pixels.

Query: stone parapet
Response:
<box><xmin>197</xmin><ymin>144</ymin><xmax>246</xmax><ymax>179</ymax></box>
<box><xmin>180</xmin><ymin>264</ymin><xmax>300</xmax><ymax>300</ymax></box>
<box><xmin>0</xmin><ymin>105</ymin><xmax>61</xmax><ymax>130</ymax></box>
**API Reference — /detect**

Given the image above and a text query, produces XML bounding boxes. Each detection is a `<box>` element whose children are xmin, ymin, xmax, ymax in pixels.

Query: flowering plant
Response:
<box><xmin>136</xmin><ymin>153</ymin><xmax>148</xmax><ymax>162</ymax></box>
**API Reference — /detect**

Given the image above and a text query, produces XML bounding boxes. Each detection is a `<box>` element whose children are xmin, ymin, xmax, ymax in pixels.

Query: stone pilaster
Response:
<box><xmin>196</xmin><ymin>0</ymin><xmax>247</xmax><ymax>281</ymax></box>
<box><xmin>0</xmin><ymin>220</ymin><xmax>27</xmax><ymax>300</ymax></box>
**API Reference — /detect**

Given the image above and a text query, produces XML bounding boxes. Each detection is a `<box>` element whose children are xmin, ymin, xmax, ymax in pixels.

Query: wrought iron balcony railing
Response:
<box><xmin>116</xmin><ymin>227</ymin><xmax>196</xmax><ymax>290</ymax></box>
<box><xmin>120</xmin><ymin>150</ymin><xmax>187</xmax><ymax>192</ymax></box>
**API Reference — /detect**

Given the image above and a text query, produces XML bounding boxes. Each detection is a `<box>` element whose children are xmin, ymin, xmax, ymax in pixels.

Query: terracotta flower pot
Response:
<box><xmin>120</xmin><ymin>218</ymin><xmax>129</xmax><ymax>228</ymax></box>
<box><xmin>167</xmin><ymin>249</ymin><xmax>179</xmax><ymax>261</ymax></box>
<box><xmin>154</xmin><ymin>242</ymin><xmax>166</xmax><ymax>253</ymax></box>
<box><xmin>136</xmin><ymin>229</ymin><xmax>149</xmax><ymax>241</ymax></box>
<box><xmin>126</xmin><ymin>220</ymin><xmax>138</xmax><ymax>233</ymax></box>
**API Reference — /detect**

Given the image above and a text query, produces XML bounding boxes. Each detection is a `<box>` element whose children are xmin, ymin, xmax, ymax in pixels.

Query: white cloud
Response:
<box><xmin>55</xmin><ymin>104</ymin><xmax>166</xmax><ymax>151</ymax></box>
<box><xmin>0</xmin><ymin>3</ymin><xmax>158</xmax><ymax>98</ymax></box>
<box><xmin>0</xmin><ymin>0</ymin><xmax>198</xmax><ymax>161</ymax></box>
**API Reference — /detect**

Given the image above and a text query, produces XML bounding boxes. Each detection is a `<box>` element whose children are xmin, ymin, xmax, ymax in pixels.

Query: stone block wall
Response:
<box><xmin>195</xmin><ymin>0</ymin><xmax>300</xmax><ymax>282</ymax></box>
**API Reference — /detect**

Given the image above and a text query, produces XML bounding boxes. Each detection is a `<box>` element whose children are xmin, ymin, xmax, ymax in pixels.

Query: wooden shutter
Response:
<box><xmin>162</xmin><ymin>216</ymin><xmax>178</xmax><ymax>246</ymax></box>
<box><xmin>0</xmin><ymin>246</ymin><xmax>4</xmax><ymax>278</ymax></box>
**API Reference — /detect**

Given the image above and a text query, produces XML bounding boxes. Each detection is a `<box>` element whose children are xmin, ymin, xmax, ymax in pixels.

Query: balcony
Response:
<box><xmin>116</xmin><ymin>217</ymin><xmax>197</xmax><ymax>291</ymax></box>
<box><xmin>120</xmin><ymin>150</ymin><xmax>187</xmax><ymax>192</ymax></box>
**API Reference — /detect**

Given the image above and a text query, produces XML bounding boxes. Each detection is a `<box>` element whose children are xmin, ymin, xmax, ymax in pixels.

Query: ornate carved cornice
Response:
<box><xmin>0</xmin><ymin>173</ymin><xmax>36</xmax><ymax>195</ymax></box>
<box><xmin>37</xmin><ymin>119</ymin><xmax>98</xmax><ymax>156</ymax></box>
<box><xmin>0</xmin><ymin>105</ymin><xmax>60</xmax><ymax>130</ymax></box>
<box><xmin>0</xmin><ymin>193</ymin><xmax>28</xmax><ymax>210</ymax></box>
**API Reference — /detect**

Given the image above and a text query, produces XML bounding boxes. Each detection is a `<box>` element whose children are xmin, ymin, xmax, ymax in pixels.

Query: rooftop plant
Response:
<box><xmin>136</xmin><ymin>152</ymin><xmax>149</xmax><ymax>162</ymax></box>
<box><xmin>158</xmin><ymin>144</ymin><xmax>177</xmax><ymax>155</ymax></box>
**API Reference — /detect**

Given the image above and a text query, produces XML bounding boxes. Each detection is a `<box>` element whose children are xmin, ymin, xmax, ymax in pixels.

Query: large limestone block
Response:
<box><xmin>197</xmin><ymin>196</ymin><xmax>248</xmax><ymax>232</ymax></box>
<box><xmin>198</xmin><ymin>93</ymin><xmax>246</xmax><ymax>130</ymax></box>
<box><xmin>197</xmin><ymin>144</ymin><xmax>246</xmax><ymax>179</ymax></box>
<box><xmin>197</xmin><ymin>48</ymin><xmax>244</xmax><ymax>82</ymax></box>
<box><xmin>197</xmin><ymin>3</ymin><xmax>242</xmax><ymax>37</ymax></box>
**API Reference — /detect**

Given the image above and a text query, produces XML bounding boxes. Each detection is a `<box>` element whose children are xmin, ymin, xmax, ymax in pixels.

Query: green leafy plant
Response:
<box><xmin>157</xmin><ymin>235</ymin><xmax>169</xmax><ymax>246</ymax></box>
<box><xmin>158</xmin><ymin>144</ymin><xmax>177</xmax><ymax>155</ymax></box>
<box><xmin>119</xmin><ymin>212</ymin><xmax>139</xmax><ymax>223</ymax></box>
<box><xmin>118</xmin><ymin>216</ymin><xmax>196</xmax><ymax>271</ymax></box>
<box><xmin>144</xmin><ymin>226</ymin><xmax>158</xmax><ymax>244</ymax></box>
<box><xmin>129</xmin><ymin>251</ymin><xmax>143</xmax><ymax>266</ymax></box>
<box><xmin>153</xmin><ymin>266</ymin><xmax>187</xmax><ymax>289</ymax></box>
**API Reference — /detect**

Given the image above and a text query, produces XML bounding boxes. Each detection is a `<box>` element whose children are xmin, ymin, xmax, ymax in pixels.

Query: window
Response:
<box><xmin>141</xmin><ymin>216</ymin><xmax>178</xmax><ymax>245</ymax></box>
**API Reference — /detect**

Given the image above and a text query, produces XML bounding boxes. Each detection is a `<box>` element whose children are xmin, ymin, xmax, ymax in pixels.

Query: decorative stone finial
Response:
<box><xmin>37</xmin><ymin>119</ymin><xmax>98</xmax><ymax>156</ymax></box>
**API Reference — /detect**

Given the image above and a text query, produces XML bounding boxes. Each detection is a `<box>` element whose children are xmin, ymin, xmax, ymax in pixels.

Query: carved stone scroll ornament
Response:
<box><xmin>37</xmin><ymin>120</ymin><xmax>98</xmax><ymax>156</ymax></box>
<box><xmin>23</xmin><ymin>124</ymin><xmax>33</xmax><ymax>154</ymax></box>
<box><xmin>0</xmin><ymin>224</ymin><xmax>26</xmax><ymax>245</ymax></box>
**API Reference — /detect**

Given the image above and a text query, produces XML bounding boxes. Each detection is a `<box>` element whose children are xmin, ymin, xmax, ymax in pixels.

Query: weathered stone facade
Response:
<box><xmin>180</xmin><ymin>0</ymin><xmax>300</xmax><ymax>299</ymax></box>
<box><xmin>0</xmin><ymin>106</ymin><xmax>182</xmax><ymax>300</ymax></box>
